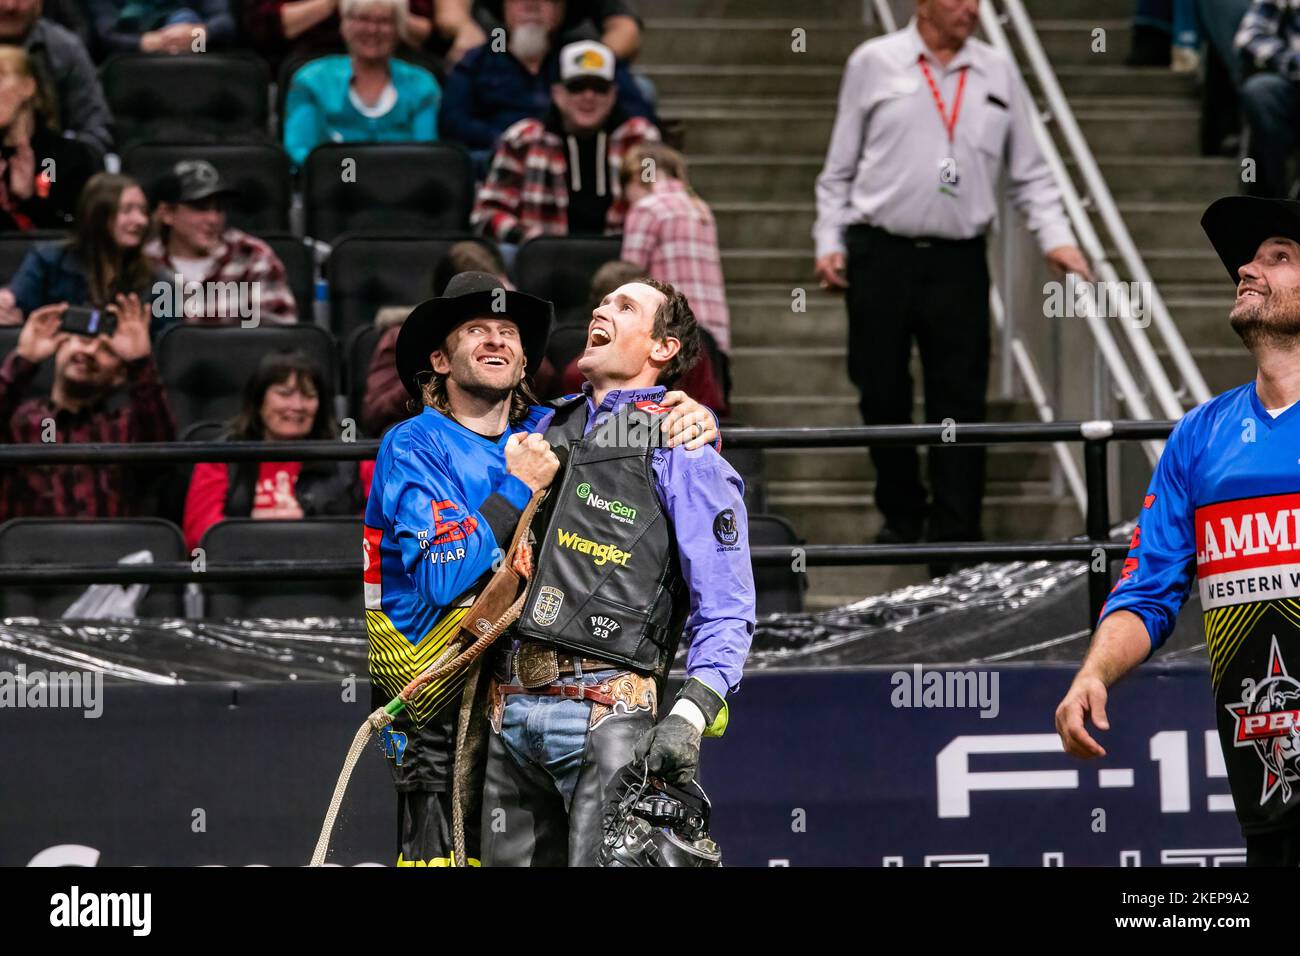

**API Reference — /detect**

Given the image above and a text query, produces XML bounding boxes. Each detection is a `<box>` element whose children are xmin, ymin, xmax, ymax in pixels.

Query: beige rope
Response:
<box><xmin>308</xmin><ymin>707</ymin><xmax>394</xmax><ymax>867</ymax></box>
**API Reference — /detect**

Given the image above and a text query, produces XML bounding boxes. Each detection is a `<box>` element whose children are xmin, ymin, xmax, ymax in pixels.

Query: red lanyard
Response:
<box><xmin>918</xmin><ymin>56</ymin><xmax>969</xmax><ymax>144</ymax></box>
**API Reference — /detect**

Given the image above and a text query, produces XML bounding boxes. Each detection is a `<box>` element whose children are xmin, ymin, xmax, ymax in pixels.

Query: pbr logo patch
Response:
<box><xmin>713</xmin><ymin>509</ymin><xmax>739</xmax><ymax>549</ymax></box>
<box><xmin>589</xmin><ymin>614</ymin><xmax>621</xmax><ymax>640</ymax></box>
<box><xmin>532</xmin><ymin>586</ymin><xmax>564</xmax><ymax>627</ymax></box>
<box><xmin>1226</xmin><ymin>636</ymin><xmax>1300</xmax><ymax>805</ymax></box>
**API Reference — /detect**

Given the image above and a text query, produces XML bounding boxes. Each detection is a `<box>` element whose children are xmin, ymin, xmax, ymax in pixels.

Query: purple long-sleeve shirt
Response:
<box><xmin>570</xmin><ymin>383</ymin><xmax>756</xmax><ymax>699</ymax></box>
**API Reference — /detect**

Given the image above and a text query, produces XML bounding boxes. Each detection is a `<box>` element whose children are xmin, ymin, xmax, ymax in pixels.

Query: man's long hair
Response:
<box><xmin>418</xmin><ymin>369</ymin><xmax>540</xmax><ymax>425</ymax></box>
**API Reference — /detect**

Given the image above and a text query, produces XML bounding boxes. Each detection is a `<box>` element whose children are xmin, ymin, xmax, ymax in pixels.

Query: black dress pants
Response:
<box><xmin>845</xmin><ymin>223</ymin><xmax>991</xmax><ymax>542</ymax></box>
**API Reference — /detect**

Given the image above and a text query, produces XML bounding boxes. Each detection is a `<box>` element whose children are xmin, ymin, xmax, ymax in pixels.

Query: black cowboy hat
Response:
<box><xmin>1202</xmin><ymin>195</ymin><xmax>1300</xmax><ymax>284</ymax></box>
<box><xmin>394</xmin><ymin>271</ymin><xmax>554</xmax><ymax>399</ymax></box>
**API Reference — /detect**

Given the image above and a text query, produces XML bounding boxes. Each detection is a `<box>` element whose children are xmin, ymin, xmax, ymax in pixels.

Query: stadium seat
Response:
<box><xmin>302</xmin><ymin>143</ymin><xmax>474</xmax><ymax>243</ymax></box>
<box><xmin>0</xmin><ymin>518</ymin><xmax>186</xmax><ymax>617</ymax></box>
<box><xmin>199</xmin><ymin>517</ymin><xmax>362</xmax><ymax>618</ymax></box>
<box><xmin>344</xmin><ymin>324</ymin><xmax>384</xmax><ymax>433</ymax></box>
<box><xmin>0</xmin><ymin>326</ymin><xmax>53</xmax><ymax>400</ymax></box>
<box><xmin>123</xmin><ymin>142</ymin><xmax>292</xmax><ymax>233</ymax></box>
<box><xmin>101</xmin><ymin>52</ymin><xmax>272</xmax><ymax>148</ymax></box>
<box><xmin>720</xmin><ymin>441</ymin><xmax>769</xmax><ymax>514</ymax></box>
<box><xmin>0</xmin><ymin>231</ymin><xmax>66</xmax><ymax>285</ymax></box>
<box><xmin>259</xmin><ymin>232</ymin><xmax>317</xmax><ymax>320</ymax></box>
<box><xmin>513</xmin><ymin>235</ymin><xmax>623</xmax><ymax>327</ymax></box>
<box><xmin>325</xmin><ymin>233</ymin><xmax>492</xmax><ymax>341</ymax></box>
<box><xmin>748</xmin><ymin>513</ymin><xmax>807</xmax><ymax>616</ymax></box>
<box><xmin>179</xmin><ymin>420</ymin><xmax>226</xmax><ymax>442</ymax></box>
<box><xmin>545</xmin><ymin>324</ymin><xmax>589</xmax><ymax>375</ymax></box>
<box><xmin>155</xmin><ymin>324</ymin><xmax>339</xmax><ymax>430</ymax></box>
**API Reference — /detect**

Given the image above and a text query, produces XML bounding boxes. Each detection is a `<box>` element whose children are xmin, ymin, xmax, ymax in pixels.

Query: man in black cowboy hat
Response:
<box><xmin>362</xmin><ymin>271</ymin><xmax>718</xmax><ymax>865</ymax></box>
<box><xmin>1055</xmin><ymin>196</ymin><xmax>1300</xmax><ymax>865</ymax></box>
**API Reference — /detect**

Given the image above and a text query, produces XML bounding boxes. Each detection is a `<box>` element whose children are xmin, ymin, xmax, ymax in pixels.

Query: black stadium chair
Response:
<box><xmin>545</xmin><ymin>324</ymin><xmax>589</xmax><ymax>375</ymax></box>
<box><xmin>101</xmin><ymin>52</ymin><xmax>272</xmax><ymax>148</ymax></box>
<box><xmin>155</xmin><ymin>324</ymin><xmax>339</xmax><ymax>430</ymax></box>
<box><xmin>0</xmin><ymin>326</ymin><xmax>53</xmax><ymax>400</ymax></box>
<box><xmin>325</xmin><ymin>233</ymin><xmax>490</xmax><ymax>341</ymax></box>
<box><xmin>720</xmin><ymin>442</ymin><xmax>769</xmax><ymax>514</ymax></box>
<box><xmin>179</xmin><ymin>420</ymin><xmax>226</xmax><ymax>442</ymax></box>
<box><xmin>302</xmin><ymin>143</ymin><xmax>474</xmax><ymax>243</ymax></box>
<box><xmin>259</xmin><ymin>232</ymin><xmax>317</xmax><ymax>320</ymax></box>
<box><xmin>199</xmin><ymin>517</ymin><xmax>362</xmax><ymax>618</ymax></box>
<box><xmin>344</xmin><ymin>324</ymin><xmax>384</xmax><ymax>433</ymax></box>
<box><xmin>513</xmin><ymin>235</ymin><xmax>623</xmax><ymax>327</ymax></box>
<box><xmin>123</xmin><ymin>142</ymin><xmax>292</xmax><ymax>233</ymax></box>
<box><xmin>0</xmin><ymin>518</ymin><xmax>186</xmax><ymax>617</ymax></box>
<box><xmin>748</xmin><ymin>513</ymin><xmax>807</xmax><ymax>615</ymax></box>
<box><xmin>0</xmin><ymin>231</ymin><xmax>65</xmax><ymax>285</ymax></box>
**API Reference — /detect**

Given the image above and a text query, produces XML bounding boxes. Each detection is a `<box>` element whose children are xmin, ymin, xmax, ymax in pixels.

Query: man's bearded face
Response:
<box><xmin>1230</xmin><ymin>237</ymin><xmax>1300</xmax><ymax>350</ymax></box>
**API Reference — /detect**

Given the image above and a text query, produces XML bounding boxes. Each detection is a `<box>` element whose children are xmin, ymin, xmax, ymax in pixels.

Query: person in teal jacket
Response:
<box><xmin>282</xmin><ymin>0</ymin><xmax>440</xmax><ymax>168</ymax></box>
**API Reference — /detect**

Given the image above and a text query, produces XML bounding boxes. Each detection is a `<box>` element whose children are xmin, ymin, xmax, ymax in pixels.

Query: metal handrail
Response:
<box><xmin>978</xmin><ymin>2</ymin><xmax>1182</xmax><ymax>453</ymax></box>
<box><xmin>997</xmin><ymin>0</ymin><xmax>1212</xmax><ymax>410</ymax></box>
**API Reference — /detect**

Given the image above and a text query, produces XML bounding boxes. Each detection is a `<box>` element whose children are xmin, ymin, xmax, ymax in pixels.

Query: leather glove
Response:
<box><xmin>632</xmin><ymin>714</ymin><xmax>702</xmax><ymax>785</ymax></box>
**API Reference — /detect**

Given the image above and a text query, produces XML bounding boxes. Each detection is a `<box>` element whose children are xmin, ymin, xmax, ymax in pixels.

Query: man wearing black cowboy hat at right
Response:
<box><xmin>1056</xmin><ymin>196</ymin><xmax>1300</xmax><ymax>865</ymax></box>
<box><xmin>363</xmin><ymin>271</ymin><xmax>719</xmax><ymax>866</ymax></box>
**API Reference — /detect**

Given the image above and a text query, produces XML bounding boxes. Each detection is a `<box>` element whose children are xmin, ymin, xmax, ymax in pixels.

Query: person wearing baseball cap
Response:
<box><xmin>144</xmin><ymin>159</ymin><xmax>297</xmax><ymax>326</ymax></box>
<box><xmin>367</xmin><ymin>270</ymin><xmax>718</xmax><ymax>865</ymax></box>
<box><xmin>1056</xmin><ymin>195</ymin><xmax>1300</xmax><ymax>864</ymax></box>
<box><xmin>471</xmin><ymin>39</ymin><xmax>660</xmax><ymax>245</ymax></box>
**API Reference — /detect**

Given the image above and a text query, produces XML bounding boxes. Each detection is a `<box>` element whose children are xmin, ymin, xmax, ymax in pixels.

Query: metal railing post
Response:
<box><xmin>1084</xmin><ymin>435</ymin><xmax>1112</xmax><ymax>625</ymax></box>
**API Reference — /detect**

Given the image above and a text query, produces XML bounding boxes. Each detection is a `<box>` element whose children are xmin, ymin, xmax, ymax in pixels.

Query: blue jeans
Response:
<box><xmin>1135</xmin><ymin>0</ymin><xmax>1200</xmax><ymax>48</ymax></box>
<box><xmin>496</xmin><ymin>669</ymin><xmax>621</xmax><ymax>809</ymax></box>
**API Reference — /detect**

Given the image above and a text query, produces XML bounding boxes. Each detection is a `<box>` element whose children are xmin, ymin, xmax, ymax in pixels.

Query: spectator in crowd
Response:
<box><xmin>1127</xmin><ymin>0</ymin><xmax>1200</xmax><ymax>71</ymax></box>
<box><xmin>85</xmin><ymin>0</ymin><xmax>236</xmax><ymax>56</ymax></box>
<box><xmin>282</xmin><ymin>0</ymin><xmax>441</xmax><ymax>168</ymax></box>
<box><xmin>551</xmin><ymin>258</ymin><xmax>729</xmax><ymax>416</ymax></box>
<box><xmin>1235</xmin><ymin>0</ymin><xmax>1300</xmax><ymax>198</ymax></box>
<box><xmin>440</xmin><ymin>0</ymin><xmax>651</xmax><ymax>160</ymax></box>
<box><xmin>475</xmin><ymin>0</ymin><xmax>641</xmax><ymax>62</ymax></box>
<box><xmin>43</xmin><ymin>0</ymin><xmax>90</xmax><ymax>47</ymax></box>
<box><xmin>182</xmin><ymin>349</ymin><xmax>373</xmax><ymax>550</ymax></box>
<box><xmin>0</xmin><ymin>291</ymin><xmax>175</xmax><ymax>519</ymax></box>
<box><xmin>246</xmin><ymin>0</ymin><xmax>439</xmax><ymax>70</ymax></box>
<box><xmin>1197</xmin><ymin>0</ymin><xmax>1249</xmax><ymax>157</ymax></box>
<box><xmin>0</xmin><ymin>0</ymin><xmax>114</xmax><ymax>153</ymax></box>
<box><xmin>361</xmin><ymin>239</ymin><xmax>535</xmax><ymax>434</ymax></box>
<box><xmin>0</xmin><ymin>173</ymin><xmax>167</xmax><ymax>332</ymax></box>
<box><xmin>812</xmin><ymin>0</ymin><xmax>1089</xmax><ymax>569</ymax></box>
<box><xmin>0</xmin><ymin>45</ymin><xmax>98</xmax><ymax>231</ymax></box>
<box><xmin>472</xmin><ymin>40</ymin><xmax>656</xmax><ymax>245</ymax></box>
<box><xmin>143</xmin><ymin>159</ymin><xmax>297</xmax><ymax>326</ymax></box>
<box><xmin>619</xmin><ymin>142</ymin><xmax>731</xmax><ymax>354</ymax></box>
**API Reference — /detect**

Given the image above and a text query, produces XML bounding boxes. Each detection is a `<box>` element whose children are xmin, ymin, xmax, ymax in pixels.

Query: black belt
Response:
<box><xmin>848</xmin><ymin>222</ymin><xmax>986</xmax><ymax>248</ymax></box>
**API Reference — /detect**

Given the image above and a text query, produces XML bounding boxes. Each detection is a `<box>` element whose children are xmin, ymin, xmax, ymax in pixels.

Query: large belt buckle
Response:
<box><xmin>516</xmin><ymin>643</ymin><xmax>559</xmax><ymax>689</ymax></box>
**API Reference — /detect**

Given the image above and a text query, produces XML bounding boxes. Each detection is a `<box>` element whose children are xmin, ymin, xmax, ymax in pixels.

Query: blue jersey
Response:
<box><xmin>363</xmin><ymin>404</ymin><xmax>552</xmax><ymax>726</ymax></box>
<box><xmin>1106</xmin><ymin>383</ymin><xmax>1300</xmax><ymax>833</ymax></box>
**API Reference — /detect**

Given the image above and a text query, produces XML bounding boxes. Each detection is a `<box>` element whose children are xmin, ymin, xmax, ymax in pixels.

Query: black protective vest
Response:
<box><xmin>517</xmin><ymin>397</ymin><xmax>689</xmax><ymax>678</ymax></box>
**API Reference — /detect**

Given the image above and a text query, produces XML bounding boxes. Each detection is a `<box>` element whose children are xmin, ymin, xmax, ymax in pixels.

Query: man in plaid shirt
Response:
<box><xmin>619</xmin><ymin>142</ymin><xmax>731</xmax><ymax>354</ymax></box>
<box><xmin>0</xmin><ymin>295</ymin><xmax>176</xmax><ymax>519</ymax></box>
<box><xmin>472</xmin><ymin>40</ymin><xmax>659</xmax><ymax>245</ymax></box>
<box><xmin>144</xmin><ymin>160</ymin><xmax>298</xmax><ymax>327</ymax></box>
<box><xmin>1237</xmin><ymin>0</ymin><xmax>1300</xmax><ymax>197</ymax></box>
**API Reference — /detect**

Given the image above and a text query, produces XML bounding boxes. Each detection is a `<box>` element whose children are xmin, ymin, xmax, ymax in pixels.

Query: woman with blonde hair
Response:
<box><xmin>0</xmin><ymin>45</ymin><xmax>98</xmax><ymax>232</ymax></box>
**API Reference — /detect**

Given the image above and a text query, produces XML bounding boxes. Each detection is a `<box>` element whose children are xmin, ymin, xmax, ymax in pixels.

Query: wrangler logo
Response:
<box><xmin>556</xmin><ymin>528</ymin><xmax>632</xmax><ymax>567</ymax></box>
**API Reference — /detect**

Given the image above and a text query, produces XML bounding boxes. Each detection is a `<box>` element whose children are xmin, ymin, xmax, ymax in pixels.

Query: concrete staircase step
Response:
<box><xmin>1157</xmin><ymin>347</ymin><xmax>1254</xmax><ymax>395</ymax></box>
<box><xmin>1112</xmin><ymin>249</ymin><xmax>1224</xmax><ymax>284</ymax></box>
<box><xmin>642</xmin><ymin>18</ymin><xmax>866</xmax><ymax>67</ymax></box>
<box><xmin>1049</xmin><ymin>66</ymin><xmax>1198</xmax><ymax>98</ymax></box>
<box><xmin>764</xmin><ymin>446</ymin><xmax>1055</xmax><ymax>483</ymax></box>
<box><xmin>714</xmin><ymin>202</ymin><xmax>815</xmax><ymax>249</ymax></box>
<box><xmin>723</xmin><ymin>249</ymin><xmax>813</xmax><ymax>284</ymax></box>
<box><xmin>1069</xmin><ymin>109</ymin><xmax>1201</xmax><ymax>156</ymax></box>
<box><xmin>731</xmin><ymin>345</ymin><xmax>854</xmax><ymax>397</ymax></box>
<box><xmin>1099</xmin><ymin>201</ymin><xmax>1205</xmax><ymax>249</ymax></box>
<box><xmin>1023</xmin><ymin>0</ymin><xmax>1134</xmax><ymax>18</ymax></box>
<box><xmin>767</xmin><ymin>490</ymin><xmax>1082</xmax><ymax>544</ymax></box>
<box><xmin>689</xmin><ymin>156</ymin><xmax>824</xmax><ymax>202</ymax></box>
<box><xmin>729</xmin><ymin>292</ymin><xmax>846</xmax><ymax>348</ymax></box>
<box><xmin>640</xmin><ymin>64</ymin><xmax>844</xmax><ymax>98</ymax></box>
<box><xmin>1078</xmin><ymin>156</ymin><xmax>1241</xmax><ymax>201</ymax></box>
<box><xmin>664</xmin><ymin>109</ymin><xmax>833</xmax><ymax>154</ymax></box>
<box><xmin>1027</xmin><ymin>19</ymin><xmax>1131</xmax><ymax>66</ymax></box>
<box><xmin>728</xmin><ymin>394</ymin><xmax>1040</xmax><ymax>428</ymax></box>
<box><xmin>654</xmin><ymin>0</ymin><xmax>861</xmax><ymax>17</ymax></box>
<box><xmin>1163</xmin><ymin>293</ymin><xmax>1239</xmax><ymax>350</ymax></box>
